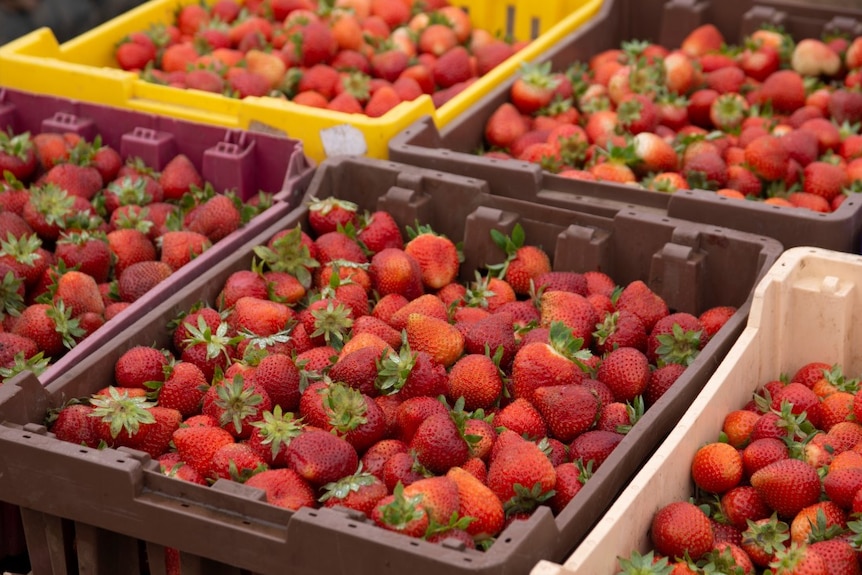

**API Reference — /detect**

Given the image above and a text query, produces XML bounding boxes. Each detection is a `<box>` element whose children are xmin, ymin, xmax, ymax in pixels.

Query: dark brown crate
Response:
<box><xmin>0</xmin><ymin>157</ymin><xmax>781</xmax><ymax>575</ymax></box>
<box><xmin>388</xmin><ymin>0</ymin><xmax>862</xmax><ymax>252</ymax></box>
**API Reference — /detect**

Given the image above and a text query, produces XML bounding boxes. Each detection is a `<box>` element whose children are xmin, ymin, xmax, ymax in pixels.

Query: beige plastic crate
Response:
<box><xmin>531</xmin><ymin>246</ymin><xmax>862</xmax><ymax>575</ymax></box>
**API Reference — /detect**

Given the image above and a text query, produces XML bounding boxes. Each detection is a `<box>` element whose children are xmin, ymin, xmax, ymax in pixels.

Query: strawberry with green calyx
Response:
<box><xmin>652</xmin><ymin>322</ymin><xmax>704</xmax><ymax>368</ymax></box>
<box><xmin>307</xmin><ymin>196</ymin><xmax>359</xmax><ymax>236</ymax></box>
<box><xmin>549</xmin><ymin>459</ymin><xmax>593</xmax><ymax>515</ymax></box>
<box><xmin>100</xmin><ymin>176</ymin><xmax>153</xmax><ymax>216</ymax></box>
<box><xmin>320</xmin><ymin>466</ymin><xmax>389</xmax><ymax>516</ymax></box>
<box><xmin>510</xmin><ymin>321</ymin><xmax>593</xmax><ymax>402</ymax></box>
<box><xmin>23</xmin><ymin>183</ymin><xmax>75</xmax><ymax>242</ymax></box>
<box><xmin>404</xmin><ymin>222</ymin><xmax>461</xmax><ymax>291</ymax></box>
<box><xmin>0</xmin><ymin>350</ymin><xmax>50</xmax><ymax>383</ymax></box>
<box><xmin>12</xmin><ymin>300</ymin><xmax>86</xmax><ymax>358</ymax></box>
<box><xmin>0</xmin><ymin>129</ymin><xmax>37</xmax><ymax>182</ymax></box>
<box><xmin>487</xmin><ymin>437</ymin><xmax>556</xmax><ymax>512</ymax></box>
<box><xmin>488</xmin><ymin>223</ymin><xmax>551</xmax><ymax>296</ymax></box>
<box><xmin>248</xmin><ymin>405</ymin><xmax>304</xmax><ymax>467</ymax></box>
<box><xmin>0</xmin><ymin>268</ymin><xmax>25</xmax><ymax>321</ymax></box>
<box><xmin>319</xmin><ymin>381</ymin><xmax>386</xmax><ymax>452</ymax></box>
<box><xmin>372</xmin><ymin>482</ymin><xmax>430</xmax><ymax>538</ymax></box>
<box><xmin>510</xmin><ymin>62</ymin><xmax>560</xmax><ymax>116</ymax></box>
<box><xmin>592</xmin><ymin>310</ymin><xmax>647</xmax><ymax>355</ymax></box>
<box><xmin>410</xmin><ymin>396</ymin><xmax>473</xmax><ymax>474</ymax></box>
<box><xmin>769</xmin><ymin>541</ymin><xmax>828</xmax><ymax>575</ymax></box>
<box><xmin>253</xmin><ymin>226</ymin><xmax>319</xmax><ymax>290</ymax></box>
<box><xmin>741</xmin><ymin>514</ymin><xmax>790</xmax><ymax>568</ymax></box>
<box><xmin>203</xmin><ymin>374</ymin><xmax>271</xmax><ymax>439</ymax></box>
<box><xmin>615</xmin><ymin>550</ymin><xmax>672</xmax><ymax>575</ymax></box>
<box><xmin>88</xmin><ymin>385</ymin><xmax>157</xmax><ymax>449</ymax></box>
<box><xmin>301</xmin><ymin>296</ymin><xmax>353</xmax><ymax>350</ymax></box>
<box><xmin>180</xmin><ymin>314</ymin><xmax>241</xmax><ymax>381</ymax></box>
<box><xmin>0</xmin><ymin>232</ymin><xmax>47</xmax><ymax>287</ymax></box>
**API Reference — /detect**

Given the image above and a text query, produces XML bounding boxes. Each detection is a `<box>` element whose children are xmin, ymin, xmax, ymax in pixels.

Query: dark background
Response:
<box><xmin>0</xmin><ymin>0</ymin><xmax>147</xmax><ymax>45</ymax></box>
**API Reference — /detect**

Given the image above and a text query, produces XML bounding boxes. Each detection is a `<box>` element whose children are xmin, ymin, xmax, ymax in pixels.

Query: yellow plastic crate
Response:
<box><xmin>0</xmin><ymin>0</ymin><xmax>602</xmax><ymax>162</ymax></box>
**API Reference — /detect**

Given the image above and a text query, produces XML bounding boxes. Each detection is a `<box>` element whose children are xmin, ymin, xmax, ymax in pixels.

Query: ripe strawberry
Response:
<box><xmin>510</xmin><ymin>322</ymin><xmax>591</xmax><ymax>402</ymax></box>
<box><xmin>787</xmin><ymin>191</ymin><xmax>831</xmax><ymax>213</ymax></box>
<box><xmin>539</xmin><ymin>290</ymin><xmax>599</xmax><ymax>347</ymax></box>
<box><xmin>107</xmin><ymin>228</ymin><xmax>157</xmax><ymax>278</ymax></box>
<box><xmin>509</xmin><ymin>62</ymin><xmax>559</xmax><ymax>115</ymax></box>
<box><xmin>756</xmin><ymin>70</ymin><xmax>806</xmax><ymax>115</ymax></box>
<box><xmin>484</xmin><ymin>102</ymin><xmax>529</xmax><ymax>151</ymax></box>
<box><xmin>159</xmin><ymin>154</ymin><xmax>203</xmax><ymax>201</ymax></box>
<box><xmin>32</xmin><ymin>132</ymin><xmax>69</xmax><ymax>170</ymax></box>
<box><xmin>447</xmin><ymin>353</ymin><xmax>504</xmax><ymax>411</ymax></box>
<box><xmin>568</xmin><ymin>429</ymin><xmax>624</xmax><ymax>469</ymax></box>
<box><xmin>446</xmin><ymin>466</ymin><xmax>504</xmax><ymax>539</ymax></box>
<box><xmin>750</xmin><ymin>458</ymin><xmax>821</xmax><ymax>518</ymax></box>
<box><xmin>113</xmin><ymin>345</ymin><xmax>168</xmax><ymax>390</ymax></box>
<box><xmin>691</xmin><ymin>441</ymin><xmax>743</xmax><ymax>494</ymax></box>
<box><xmin>356</xmin><ymin>210</ymin><xmax>403</xmax><ymax>254</ymax></box>
<box><xmin>245</xmin><ymin>468</ymin><xmax>316</xmax><ymax>511</ymax></box>
<box><xmin>803</xmin><ymin>161</ymin><xmax>848</xmax><ymax>202</ymax></box>
<box><xmin>432</xmin><ymin>46</ymin><xmax>473</xmax><ymax>90</ymax></box>
<box><xmin>403</xmin><ymin>224</ymin><xmax>459</xmax><ymax>290</ymax></box>
<box><xmin>319</xmin><ymin>469</ymin><xmax>388</xmax><ymax>517</ymax></box>
<box><xmin>372</xmin><ymin>483</ymin><xmax>429</xmax><ymax>538</ymax></box>
<box><xmin>680</xmin><ymin>24</ymin><xmax>724</xmax><ymax>58</ymax></box>
<box><xmin>286</xmin><ymin>428</ymin><xmax>358</xmax><ymax>487</ymax></box>
<box><xmin>769</xmin><ymin>542</ymin><xmax>829</xmax><ymax>575</ymax></box>
<box><xmin>159</xmin><ymin>230</ymin><xmax>211</xmax><ymax>271</ymax></box>
<box><xmin>410</xmin><ymin>408</ymin><xmax>471</xmax><ymax>475</ymax></box>
<box><xmin>307</xmin><ymin>196</ymin><xmax>358</xmax><ymax>237</ymax></box>
<box><xmin>596</xmin><ymin>346</ymin><xmax>651</xmax><ymax>402</ymax></box>
<box><xmin>117</xmin><ymin>260</ymin><xmax>173</xmax><ymax>303</ymax></box>
<box><xmin>88</xmin><ymin>386</ymin><xmax>156</xmax><ymax>450</ymax></box>
<box><xmin>532</xmin><ymin>384</ymin><xmax>601</xmax><ymax>443</ymax></box>
<box><xmin>494</xmin><ymin>398</ymin><xmax>547</xmax><ymax>440</ymax></box>
<box><xmin>185</xmin><ymin>194</ymin><xmax>242</xmax><ymax>243</ymax></box>
<box><xmin>0</xmin><ymin>130</ymin><xmax>37</xmax><ymax>181</ymax></box>
<box><xmin>615</xmin><ymin>280</ymin><xmax>668</xmax><ymax>332</ymax></box>
<box><xmin>12</xmin><ymin>301</ymin><xmax>83</xmax><ymax>359</ymax></box>
<box><xmin>487</xmin><ymin>439</ymin><xmax>556</xmax><ymax>510</ymax></box>
<box><xmin>50</xmin><ymin>403</ymin><xmax>101</xmax><ymax>448</ymax></box>
<box><xmin>650</xmin><ymin>501</ymin><xmax>714</xmax><ymax>561</ymax></box>
<box><xmin>462</xmin><ymin>311</ymin><xmax>517</xmax><ymax>369</ymax></box>
<box><xmin>53</xmin><ymin>231</ymin><xmax>111</xmax><ymax>284</ymax></box>
<box><xmin>593</xmin><ymin>310</ymin><xmax>647</xmax><ymax>355</ymax></box>
<box><xmin>720</xmin><ymin>485</ymin><xmax>771</xmax><ymax>532</ymax></box>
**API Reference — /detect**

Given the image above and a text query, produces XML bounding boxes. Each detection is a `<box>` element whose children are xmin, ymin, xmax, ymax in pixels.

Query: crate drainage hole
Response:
<box><xmin>117</xmin><ymin>459</ymin><xmax>125</xmax><ymax>463</ymax></box>
<box><xmin>181</xmin><ymin>503</ymin><xmax>190</xmax><ymax>508</ymax></box>
<box><xmin>409</xmin><ymin>541</ymin><xmax>419</xmax><ymax>547</ymax></box>
<box><xmin>348</xmin><ymin>523</ymin><xmax>357</xmax><ymax>529</ymax></box>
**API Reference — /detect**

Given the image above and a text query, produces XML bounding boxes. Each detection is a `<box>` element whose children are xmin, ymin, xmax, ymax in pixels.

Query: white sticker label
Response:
<box><xmin>320</xmin><ymin>124</ymin><xmax>368</xmax><ymax>157</ymax></box>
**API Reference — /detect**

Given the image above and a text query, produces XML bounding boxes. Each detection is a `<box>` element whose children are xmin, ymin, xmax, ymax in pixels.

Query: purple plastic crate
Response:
<box><xmin>0</xmin><ymin>87</ymin><xmax>315</xmax><ymax>387</ymax></box>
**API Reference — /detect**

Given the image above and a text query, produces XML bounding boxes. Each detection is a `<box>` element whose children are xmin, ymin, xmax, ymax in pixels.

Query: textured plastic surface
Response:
<box><xmin>0</xmin><ymin>87</ymin><xmax>315</xmax><ymax>387</ymax></box>
<box><xmin>534</xmin><ymin>247</ymin><xmax>862</xmax><ymax>575</ymax></box>
<box><xmin>0</xmin><ymin>156</ymin><xmax>780</xmax><ymax>574</ymax></box>
<box><xmin>388</xmin><ymin>0</ymin><xmax>862</xmax><ymax>252</ymax></box>
<box><xmin>0</xmin><ymin>0</ymin><xmax>603</xmax><ymax>163</ymax></box>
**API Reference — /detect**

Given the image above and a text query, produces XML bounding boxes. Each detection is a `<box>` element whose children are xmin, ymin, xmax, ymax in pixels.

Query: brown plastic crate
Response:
<box><xmin>0</xmin><ymin>87</ymin><xmax>315</xmax><ymax>388</ymax></box>
<box><xmin>388</xmin><ymin>0</ymin><xmax>862</xmax><ymax>252</ymax></box>
<box><xmin>0</xmin><ymin>156</ymin><xmax>780</xmax><ymax>575</ymax></box>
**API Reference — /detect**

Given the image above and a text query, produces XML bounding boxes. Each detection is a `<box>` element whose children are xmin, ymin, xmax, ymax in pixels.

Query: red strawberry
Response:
<box><xmin>803</xmin><ymin>161</ymin><xmax>848</xmax><ymax>202</ymax></box>
<box><xmin>615</xmin><ymin>280</ymin><xmax>668</xmax><ymax>332</ymax></box>
<box><xmin>403</xmin><ymin>224</ymin><xmax>459</xmax><ymax>290</ymax></box>
<box><xmin>484</xmin><ymin>103</ymin><xmax>529</xmax><ymax>151</ymax></box>
<box><xmin>447</xmin><ymin>353</ymin><xmax>503</xmax><ymax>411</ymax></box>
<box><xmin>494</xmin><ymin>398</ymin><xmax>548</xmax><ymax>440</ymax></box>
<box><xmin>364</xmin><ymin>85</ymin><xmax>402</xmax><ymax>118</ymax></box>
<box><xmin>510</xmin><ymin>322</ymin><xmax>591</xmax><ymax>402</ymax></box>
<box><xmin>593</xmin><ymin>310</ymin><xmax>647</xmax><ymax>355</ymax></box>
<box><xmin>691</xmin><ymin>441</ymin><xmax>743</xmax><ymax>495</ymax></box>
<box><xmin>446</xmin><ymin>466</ymin><xmax>504</xmax><ymax>539</ymax></box>
<box><xmin>159</xmin><ymin>154</ymin><xmax>203</xmax><ymax>201</ymax></box>
<box><xmin>680</xmin><ymin>24</ymin><xmax>724</xmax><ymax>58</ymax></box>
<box><xmin>433</xmin><ymin>46</ymin><xmax>473</xmax><ymax>90</ymax></box>
<box><xmin>107</xmin><ymin>228</ymin><xmax>157</xmax><ymax>278</ymax></box>
<box><xmin>50</xmin><ymin>403</ymin><xmax>101</xmax><ymax>448</ymax></box>
<box><xmin>750</xmin><ymin>458</ymin><xmax>821</xmax><ymax>518</ymax></box>
<box><xmin>357</xmin><ymin>210</ymin><xmax>403</xmax><ymax>253</ymax></box>
<box><xmin>651</xmin><ymin>501</ymin><xmax>714</xmax><ymax>561</ymax></box>
<box><xmin>510</xmin><ymin>62</ymin><xmax>559</xmax><ymax>115</ymax></box>
<box><xmin>245</xmin><ymin>468</ymin><xmax>316</xmax><ymax>511</ymax></box>
<box><xmin>755</xmin><ymin>70</ymin><xmax>806</xmax><ymax>115</ymax></box>
<box><xmin>286</xmin><ymin>428</ymin><xmax>358</xmax><ymax>487</ymax></box>
<box><xmin>410</xmin><ymin>409</ymin><xmax>471</xmax><ymax>475</ymax></box>
<box><xmin>307</xmin><ymin>196</ymin><xmax>358</xmax><ymax>236</ymax></box>
<box><xmin>159</xmin><ymin>230</ymin><xmax>211</xmax><ymax>271</ymax></box>
<box><xmin>185</xmin><ymin>194</ymin><xmax>242</xmax><ymax>242</ymax></box>
<box><xmin>0</xmin><ymin>130</ymin><xmax>37</xmax><ymax>181</ymax></box>
<box><xmin>319</xmin><ymin>469</ymin><xmax>388</xmax><ymax>516</ymax></box>
<box><xmin>568</xmin><ymin>429</ymin><xmax>624</xmax><ymax>469</ymax></box>
<box><xmin>596</xmin><ymin>346</ymin><xmax>651</xmax><ymax>403</ymax></box>
<box><xmin>12</xmin><ymin>301</ymin><xmax>83</xmax><ymax>359</ymax></box>
<box><xmin>532</xmin><ymin>384</ymin><xmax>601</xmax><ymax>442</ymax></box>
<box><xmin>372</xmin><ymin>483</ymin><xmax>429</xmax><ymax>538</ymax></box>
<box><xmin>486</xmin><ymin>439</ymin><xmax>556</xmax><ymax>509</ymax></box>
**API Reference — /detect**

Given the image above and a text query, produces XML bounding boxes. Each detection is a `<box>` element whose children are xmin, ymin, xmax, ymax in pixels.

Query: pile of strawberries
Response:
<box><xmin>47</xmin><ymin>194</ymin><xmax>735</xmax><ymax>559</ymax></box>
<box><xmin>482</xmin><ymin>24</ymin><xmax>862</xmax><ymax>213</ymax></box>
<box><xmin>623</xmin><ymin>363</ymin><xmax>862</xmax><ymax>574</ymax></box>
<box><xmin>114</xmin><ymin>0</ymin><xmax>527</xmax><ymax>118</ymax></box>
<box><xmin>0</xmin><ymin>126</ymin><xmax>267</xmax><ymax>378</ymax></box>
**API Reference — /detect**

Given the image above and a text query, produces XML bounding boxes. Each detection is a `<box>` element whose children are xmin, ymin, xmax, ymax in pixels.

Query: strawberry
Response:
<box><xmin>650</xmin><ymin>501</ymin><xmax>714</xmax><ymax>561</ymax></box>
<box><xmin>446</xmin><ymin>466</ymin><xmax>504</xmax><ymax>540</ymax></box>
<box><xmin>741</xmin><ymin>515</ymin><xmax>791</xmax><ymax>568</ymax></box>
<box><xmin>532</xmin><ymin>384</ymin><xmax>601</xmax><ymax>443</ymax></box>
<box><xmin>107</xmin><ymin>228</ymin><xmax>157</xmax><ymax>278</ymax></box>
<box><xmin>789</xmin><ymin>500</ymin><xmax>846</xmax><ymax>545</ymax></box>
<box><xmin>756</xmin><ymin>70</ymin><xmax>806</xmax><ymax>115</ymax></box>
<box><xmin>320</xmin><ymin>470</ymin><xmax>388</xmax><ymax>517</ymax></box>
<box><xmin>769</xmin><ymin>542</ymin><xmax>829</xmax><ymax>575</ymax></box>
<box><xmin>361</xmin><ymin>438</ymin><xmax>408</xmax><ymax>480</ymax></box>
<box><xmin>494</xmin><ymin>398</ymin><xmax>547</xmax><ymax>440</ymax></box>
<box><xmin>50</xmin><ymin>403</ymin><xmax>101</xmax><ymax>448</ymax></box>
<box><xmin>202</xmin><ymin>375</ymin><xmax>271</xmax><ymax>439</ymax></box>
<box><xmin>245</xmin><ymin>468</ymin><xmax>317</xmax><ymax>511</ymax></box>
<box><xmin>593</xmin><ymin>310</ymin><xmax>647</xmax><ymax>355</ymax></box>
<box><xmin>113</xmin><ymin>345</ymin><xmax>169</xmax><ymax>390</ymax></box>
<box><xmin>829</xmin><ymin>88</ymin><xmax>862</xmax><ymax>125</ymax></box>
<box><xmin>32</xmin><ymin>132</ymin><xmax>70</xmax><ymax>170</ymax></box>
<box><xmin>447</xmin><ymin>353</ymin><xmax>504</xmax><ymax>411</ymax></box>
<box><xmin>152</xmin><ymin>360</ymin><xmax>207</xmax><ymax>418</ymax></box>
<box><xmin>247</xmin><ymin>406</ymin><xmax>304</xmax><ymax>468</ymax></box>
<box><xmin>511</xmin><ymin>322</ymin><xmax>591</xmax><ymax>402</ymax></box>
<box><xmin>403</xmin><ymin>224</ymin><xmax>459</xmax><ymax>290</ymax></box>
<box><xmin>320</xmin><ymin>383</ymin><xmax>386</xmax><ymax>453</ymax></box>
<box><xmin>0</xmin><ymin>130</ymin><xmax>37</xmax><ymax>181</ymax></box>
<box><xmin>159</xmin><ymin>230</ymin><xmax>211</xmax><ymax>271</ymax></box>
<box><xmin>116</xmin><ymin>260</ymin><xmax>172</xmax><ymax>303</ymax></box>
<box><xmin>486</xmin><ymin>439</ymin><xmax>556</xmax><ymax>511</ymax></box>
<box><xmin>509</xmin><ymin>62</ymin><xmax>559</xmax><ymax>115</ymax></box>
<box><xmin>410</xmin><ymin>407</ymin><xmax>471</xmax><ymax>474</ymax></box>
<box><xmin>135</xmin><ymin>406</ymin><xmax>183</xmax><ymax>459</ymax></box>
<box><xmin>88</xmin><ymin>386</ymin><xmax>157</xmax><ymax>450</ymax></box>
<box><xmin>615</xmin><ymin>280</ymin><xmax>668</xmax><ymax>332</ymax></box>
<box><xmin>307</xmin><ymin>196</ymin><xmax>359</xmax><ymax>236</ymax></box>
<box><xmin>12</xmin><ymin>301</ymin><xmax>83</xmax><ymax>359</ymax></box>
<box><xmin>286</xmin><ymin>428</ymin><xmax>359</xmax><ymax>487</ymax></box>
<box><xmin>54</xmin><ymin>231</ymin><xmax>112</xmax><ymax>284</ymax></box>
<box><xmin>596</xmin><ymin>346</ymin><xmax>650</xmax><ymax>402</ymax></box>
<box><xmin>356</xmin><ymin>210</ymin><xmax>403</xmax><ymax>254</ymax></box>
<box><xmin>691</xmin><ymin>441</ymin><xmax>743</xmax><ymax>495</ymax></box>
<box><xmin>540</xmin><ymin>290</ymin><xmax>599</xmax><ymax>346</ymax></box>
<box><xmin>720</xmin><ymin>485</ymin><xmax>771</xmax><ymax>532</ymax></box>
<box><xmin>770</xmin><ymin>382</ymin><xmax>823</xmax><ymax>430</ymax></box>
<box><xmin>750</xmin><ymin>458</ymin><xmax>821</xmax><ymax>518</ymax></box>
<box><xmin>803</xmin><ymin>161</ymin><xmax>848</xmax><ymax>202</ymax></box>
<box><xmin>568</xmin><ymin>429</ymin><xmax>624</xmax><ymax>469</ymax></box>
<box><xmin>405</xmin><ymin>313</ymin><xmax>463</xmax><ymax>368</ymax></box>
<box><xmin>680</xmin><ymin>24</ymin><xmax>724</xmax><ymax>58</ymax></box>
<box><xmin>432</xmin><ymin>46</ymin><xmax>473</xmax><ymax>90</ymax></box>
<box><xmin>484</xmin><ymin>102</ymin><xmax>529</xmax><ymax>151</ymax></box>
<box><xmin>159</xmin><ymin>154</ymin><xmax>203</xmax><ymax>201</ymax></box>
<box><xmin>372</xmin><ymin>483</ymin><xmax>429</xmax><ymax>538</ymax></box>
<box><xmin>185</xmin><ymin>194</ymin><xmax>242</xmax><ymax>243</ymax></box>
<box><xmin>792</xmin><ymin>38</ymin><xmax>842</xmax><ymax>78</ymax></box>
